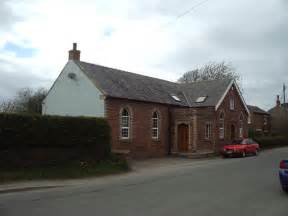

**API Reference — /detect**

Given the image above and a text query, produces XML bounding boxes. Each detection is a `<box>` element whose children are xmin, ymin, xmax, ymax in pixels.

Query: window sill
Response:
<box><xmin>152</xmin><ymin>138</ymin><xmax>161</xmax><ymax>143</ymax></box>
<box><xmin>119</xmin><ymin>138</ymin><xmax>131</xmax><ymax>143</ymax></box>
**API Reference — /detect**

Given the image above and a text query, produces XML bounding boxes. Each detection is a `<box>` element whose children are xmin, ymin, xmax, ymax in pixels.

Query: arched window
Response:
<box><xmin>264</xmin><ymin>116</ymin><xmax>268</xmax><ymax>125</ymax></box>
<box><xmin>240</xmin><ymin>113</ymin><xmax>244</xmax><ymax>121</ymax></box>
<box><xmin>230</xmin><ymin>97</ymin><xmax>235</xmax><ymax>110</ymax></box>
<box><xmin>152</xmin><ymin>112</ymin><xmax>159</xmax><ymax>139</ymax></box>
<box><xmin>121</xmin><ymin>108</ymin><xmax>130</xmax><ymax>139</ymax></box>
<box><xmin>219</xmin><ymin>111</ymin><xmax>225</xmax><ymax>139</ymax></box>
<box><xmin>239</xmin><ymin>113</ymin><xmax>244</xmax><ymax>138</ymax></box>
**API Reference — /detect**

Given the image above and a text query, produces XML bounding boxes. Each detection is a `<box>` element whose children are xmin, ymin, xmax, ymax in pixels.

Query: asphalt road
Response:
<box><xmin>0</xmin><ymin>147</ymin><xmax>287</xmax><ymax>216</ymax></box>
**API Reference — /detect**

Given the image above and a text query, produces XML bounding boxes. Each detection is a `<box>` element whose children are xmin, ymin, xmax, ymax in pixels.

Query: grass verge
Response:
<box><xmin>0</xmin><ymin>158</ymin><xmax>130</xmax><ymax>184</ymax></box>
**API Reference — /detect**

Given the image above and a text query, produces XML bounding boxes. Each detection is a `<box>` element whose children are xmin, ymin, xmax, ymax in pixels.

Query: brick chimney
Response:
<box><xmin>68</xmin><ymin>43</ymin><xmax>80</xmax><ymax>61</ymax></box>
<box><xmin>276</xmin><ymin>95</ymin><xmax>281</xmax><ymax>107</ymax></box>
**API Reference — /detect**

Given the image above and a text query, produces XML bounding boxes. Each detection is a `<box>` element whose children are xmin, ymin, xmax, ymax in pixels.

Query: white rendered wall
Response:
<box><xmin>42</xmin><ymin>61</ymin><xmax>105</xmax><ymax>117</ymax></box>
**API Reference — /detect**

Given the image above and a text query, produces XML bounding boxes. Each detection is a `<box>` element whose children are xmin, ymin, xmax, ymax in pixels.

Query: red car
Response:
<box><xmin>221</xmin><ymin>138</ymin><xmax>260</xmax><ymax>158</ymax></box>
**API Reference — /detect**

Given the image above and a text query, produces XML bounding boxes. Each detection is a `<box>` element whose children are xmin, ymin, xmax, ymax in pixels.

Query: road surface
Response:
<box><xmin>0</xmin><ymin>147</ymin><xmax>287</xmax><ymax>216</ymax></box>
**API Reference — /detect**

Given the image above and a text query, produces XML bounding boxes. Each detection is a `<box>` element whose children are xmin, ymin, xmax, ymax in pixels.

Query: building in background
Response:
<box><xmin>248</xmin><ymin>105</ymin><xmax>270</xmax><ymax>136</ymax></box>
<box><xmin>268</xmin><ymin>95</ymin><xmax>288</xmax><ymax>136</ymax></box>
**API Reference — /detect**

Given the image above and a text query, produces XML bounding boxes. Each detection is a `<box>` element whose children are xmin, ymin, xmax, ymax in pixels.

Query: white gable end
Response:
<box><xmin>42</xmin><ymin>61</ymin><xmax>105</xmax><ymax>117</ymax></box>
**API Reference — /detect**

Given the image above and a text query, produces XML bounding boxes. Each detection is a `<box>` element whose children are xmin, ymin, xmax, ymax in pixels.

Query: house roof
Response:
<box><xmin>268</xmin><ymin>103</ymin><xmax>288</xmax><ymax>113</ymax></box>
<box><xmin>282</xmin><ymin>103</ymin><xmax>288</xmax><ymax>108</ymax></box>
<box><xmin>75</xmin><ymin>61</ymin><xmax>236</xmax><ymax>108</ymax></box>
<box><xmin>179</xmin><ymin>79</ymin><xmax>232</xmax><ymax>107</ymax></box>
<box><xmin>248</xmin><ymin>105</ymin><xmax>269</xmax><ymax>115</ymax></box>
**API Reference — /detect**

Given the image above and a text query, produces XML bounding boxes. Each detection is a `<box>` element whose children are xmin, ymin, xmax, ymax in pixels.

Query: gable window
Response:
<box><xmin>219</xmin><ymin>112</ymin><xmax>225</xmax><ymax>139</ymax></box>
<box><xmin>205</xmin><ymin>122</ymin><xmax>212</xmax><ymax>140</ymax></box>
<box><xmin>121</xmin><ymin>108</ymin><xmax>130</xmax><ymax>139</ymax></box>
<box><xmin>230</xmin><ymin>97</ymin><xmax>235</xmax><ymax>110</ymax></box>
<box><xmin>239</xmin><ymin>114</ymin><xmax>244</xmax><ymax>138</ymax></box>
<box><xmin>152</xmin><ymin>112</ymin><xmax>159</xmax><ymax>139</ymax></box>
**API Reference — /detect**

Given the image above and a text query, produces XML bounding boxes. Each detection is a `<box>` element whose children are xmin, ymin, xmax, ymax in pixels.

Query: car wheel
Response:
<box><xmin>254</xmin><ymin>149</ymin><xmax>259</xmax><ymax>156</ymax></box>
<box><xmin>242</xmin><ymin>151</ymin><xmax>246</xmax><ymax>157</ymax></box>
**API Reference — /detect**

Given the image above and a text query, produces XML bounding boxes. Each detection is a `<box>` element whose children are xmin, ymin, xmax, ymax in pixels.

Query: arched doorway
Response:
<box><xmin>230</xmin><ymin>124</ymin><xmax>236</xmax><ymax>140</ymax></box>
<box><xmin>177</xmin><ymin>124</ymin><xmax>189</xmax><ymax>152</ymax></box>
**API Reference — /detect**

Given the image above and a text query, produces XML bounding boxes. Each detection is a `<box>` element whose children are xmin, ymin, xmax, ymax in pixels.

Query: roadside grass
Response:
<box><xmin>0</xmin><ymin>158</ymin><xmax>130</xmax><ymax>184</ymax></box>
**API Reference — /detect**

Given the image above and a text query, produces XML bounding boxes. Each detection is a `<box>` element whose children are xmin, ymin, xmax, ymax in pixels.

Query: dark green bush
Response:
<box><xmin>254</xmin><ymin>136</ymin><xmax>288</xmax><ymax>149</ymax></box>
<box><xmin>0</xmin><ymin>113</ymin><xmax>111</xmax><ymax>168</ymax></box>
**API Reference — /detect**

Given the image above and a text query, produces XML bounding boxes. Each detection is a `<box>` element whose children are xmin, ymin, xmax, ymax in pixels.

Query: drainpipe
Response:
<box><xmin>213</xmin><ymin>109</ymin><xmax>217</xmax><ymax>154</ymax></box>
<box><xmin>168</xmin><ymin>106</ymin><xmax>172</xmax><ymax>155</ymax></box>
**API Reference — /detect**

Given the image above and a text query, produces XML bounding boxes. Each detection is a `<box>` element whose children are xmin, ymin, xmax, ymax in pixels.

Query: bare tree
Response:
<box><xmin>0</xmin><ymin>100</ymin><xmax>16</xmax><ymax>113</ymax></box>
<box><xmin>0</xmin><ymin>87</ymin><xmax>47</xmax><ymax>114</ymax></box>
<box><xmin>178</xmin><ymin>61</ymin><xmax>240</xmax><ymax>84</ymax></box>
<box><xmin>178</xmin><ymin>69</ymin><xmax>201</xmax><ymax>83</ymax></box>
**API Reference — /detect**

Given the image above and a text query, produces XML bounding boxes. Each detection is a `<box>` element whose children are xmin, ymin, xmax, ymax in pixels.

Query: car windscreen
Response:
<box><xmin>231</xmin><ymin>139</ymin><xmax>246</xmax><ymax>144</ymax></box>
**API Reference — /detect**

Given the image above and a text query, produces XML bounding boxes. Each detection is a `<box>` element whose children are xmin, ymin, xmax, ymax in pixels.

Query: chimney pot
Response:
<box><xmin>276</xmin><ymin>95</ymin><xmax>281</xmax><ymax>107</ymax></box>
<box><xmin>69</xmin><ymin>43</ymin><xmax>80</xmax><ymax>61</ymax></box>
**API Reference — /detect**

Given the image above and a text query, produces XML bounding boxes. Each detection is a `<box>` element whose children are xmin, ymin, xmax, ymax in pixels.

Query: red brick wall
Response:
<box><xmin>194</xmin><ymin>107</ymin><xmax>216</xmax><ymax>151</ymax></box>
<box><xmin>249</xmin><ymin>113</ymin><xmax>271</xmax><ymax>135</ymax></box>
<box><xmin>170</xmin><ymin>83</ymin><xmax>249</xmax><ymax>154</ymax></box>
<box><xmin>216</xmin><ymin>84</ymin><xmax>249</xmax><ymax>151</ymax></box>
<box><xmin>105</xmin><ymin>83</ymin><xmax>248</xmax><ymax>158</ymax></box>
<box><xmin>170</xmin><ymin>107</ymin><xmax>217</xmax><ymax>153</ymax></box>
<box><xmin>170</xmin><ymin>108</ymin><xmax>195</xmax><ymax>152</ymax></box>
<box><xmin>105</xmin><ymin>98</ymin><xmax>170</xmax><ymax>158</ymax></box>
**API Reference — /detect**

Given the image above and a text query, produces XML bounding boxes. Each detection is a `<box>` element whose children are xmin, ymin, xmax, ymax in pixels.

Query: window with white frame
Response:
<box><xmin>239</xmin><ymin>127</ymin><xmax>243</xmax><ymax>138</ymax></box>
<box><xmin>248</xmin><ymin>116</ymin><xmax>251</xmax><ymax>124</ymax></box>
<box><xmin>205</xmin><ymin>122</ymin><xmax>212</xmax><ymax>139</ymax></box>
<box><xmin>219</xmin><ymin>112</ymin><xmax>225</xmax><ymax>139</ymax></box>
<box><xmin>264</xmin><ymin>116</ymin><xmax>268</xmax><ymax>125</ymax></box>
<box><xmin>230</xmin><ymin>97</ymin><xmax>235</xmax><ymax>110</ymax></box>
<box><xmin>121</xmin><ymin>108</ymin><xmax>130</xmax><ymax>139</ymax></box>
<box><xmin>152</xmin><ymin>112</ymin><xmax>159</xmax><ymax>139</ymax></box>
<box><xmin>239</xmin><ymin>114</ymin><xmax>244</xmax><ymax>138</ymax></box>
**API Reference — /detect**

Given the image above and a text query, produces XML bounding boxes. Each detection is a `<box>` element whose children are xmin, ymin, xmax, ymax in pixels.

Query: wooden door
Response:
<box><xmin>178</xmin><ymin>124</ymin><xmax>189</xmax><ymax>152</ymax></box>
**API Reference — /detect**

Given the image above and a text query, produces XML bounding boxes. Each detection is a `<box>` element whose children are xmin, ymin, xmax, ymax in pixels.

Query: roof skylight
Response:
<box><xmin>196</xmin><ymin>96</ymin><xmax>207</xmax><ymax>103</ymax></box>
<box><xmin>171</xmin><ymin>94</ymin><xmax>181</xmax><ymax>102</ymax></box>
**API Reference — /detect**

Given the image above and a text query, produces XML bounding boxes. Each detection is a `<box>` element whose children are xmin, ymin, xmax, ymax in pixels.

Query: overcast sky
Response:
<box><xmin>0</xmin><ymin>0</ymin><xmax>287</xmax><ymax>110</ymax></box>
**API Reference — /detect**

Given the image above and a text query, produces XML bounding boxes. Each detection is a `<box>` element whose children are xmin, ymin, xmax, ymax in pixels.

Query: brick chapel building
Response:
<box><xmin>42</xmin><ymin>44</ymin><xmax>250</xmax><ymax>158</ymax></box>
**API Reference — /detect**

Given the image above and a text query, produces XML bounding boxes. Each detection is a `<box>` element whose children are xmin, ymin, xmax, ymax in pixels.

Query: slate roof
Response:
<box><xmin>179</xmin><ymin>79</ymin><xmax>232</xmax><ymax>107</ymax></box>
<box><xmin>76</xmin><ymin>61</ymin><xmax>233</xmax><ymax>108</ymax></box>
<box><xmin>248</xmin><ymin>105</ymin><xmax>269</xmax><ymax>115</ymax></box>
<box><xmin>268</xmin><ymin>103</ymin><xmax>288</xmax><ymax>113</ymax></box>
<box><xmin>282</xmin><ymin>103</ymin><xmax>288</xmax><ymax>108</ymax></box>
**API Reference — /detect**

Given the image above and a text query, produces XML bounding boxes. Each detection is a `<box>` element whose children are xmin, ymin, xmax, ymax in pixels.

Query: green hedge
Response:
<box><xmin>254</xmin><ymin>136</ymin><xmax>288</xmax><ymax>149</ymax></box>
<box><xmin>0</xmin><ymin>113</ymin><xmax>111</xmax><ymax>168</ymax></box>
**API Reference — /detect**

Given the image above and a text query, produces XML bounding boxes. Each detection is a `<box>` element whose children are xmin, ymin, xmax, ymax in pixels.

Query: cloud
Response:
<box><xmin>0</xmin><ymin>0</ymin><xmax>22</xmax><ymax>31</ymax></box>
